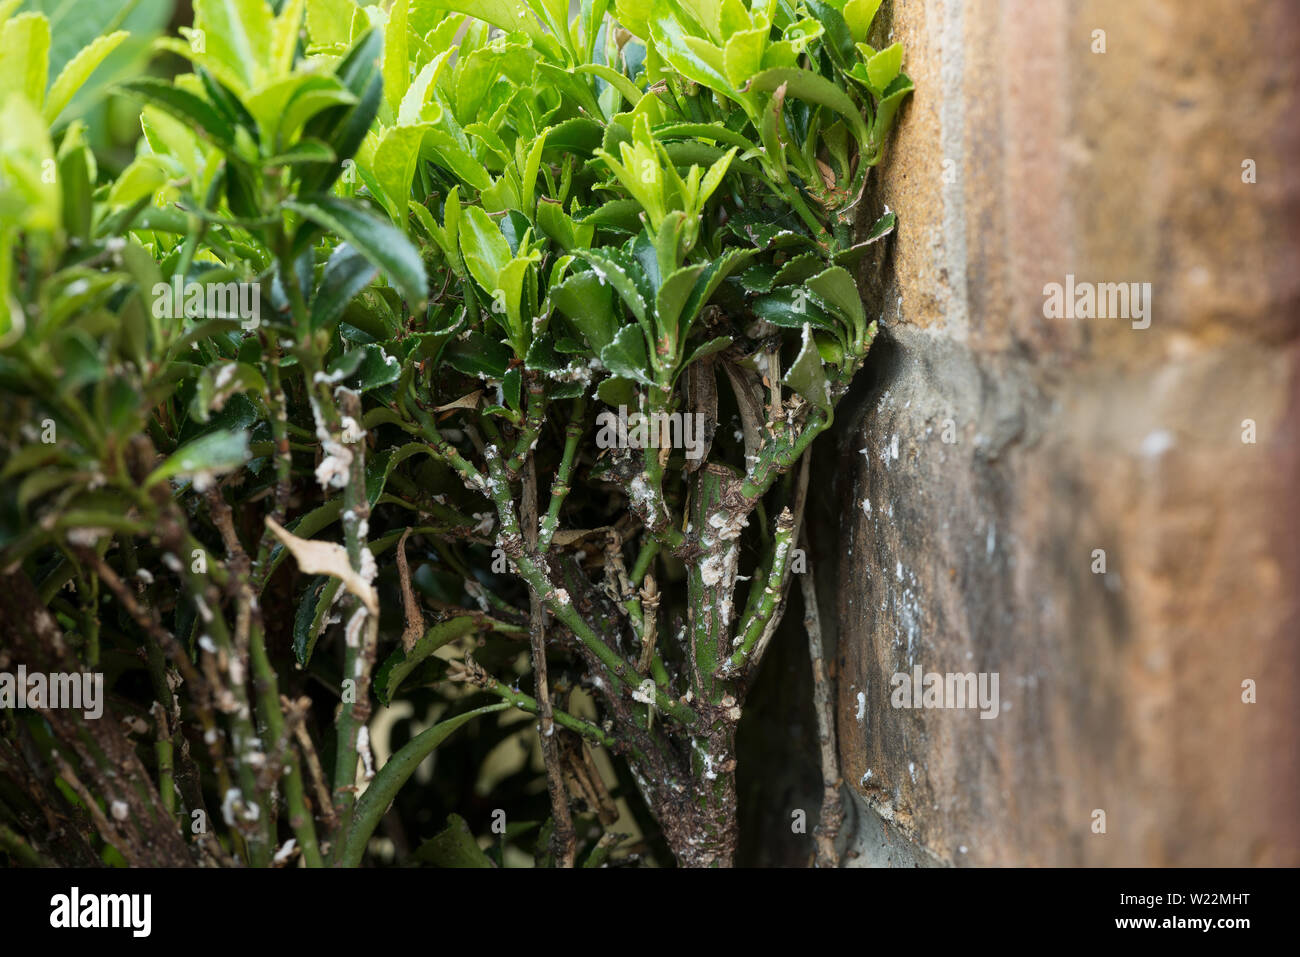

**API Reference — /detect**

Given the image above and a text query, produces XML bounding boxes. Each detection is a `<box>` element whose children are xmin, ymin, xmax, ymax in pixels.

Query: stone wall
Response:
<box><xmin>823</xmin><ymin>0</ymin><xmax>1300</xmax><ymax>865</ymax></box>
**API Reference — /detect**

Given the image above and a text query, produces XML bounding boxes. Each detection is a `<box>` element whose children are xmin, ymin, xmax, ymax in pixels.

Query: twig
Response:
<box><xmin>395</xmin><ymin>527</ymin><xmax>425</xmax><ymax>653</ymax></box>
<box><xmin>538</xmin><ymin>398</ymin><xmax>585</xmax><ymax>552</ymax></box>
<box><xmin>0</xmin><ymin>822</ymin><xmax>51</xmax><ymax>867</ymax></box>
<box><xmin>206</xmin><ymin>487</ymin><xmax>322</xmax><ymax>867</ymax></box>
<box><xmin>523</xmin><ymin>452</ymin><xmax>576</xmax><ymax>867</ymax></box>
<box><xmin>286</xmin><ymin>696</ymin><xmax>337</xmax><ymax>833</ymax></box>
<box><xmin>745</xmin><ymin>449</ymin><xmax>813</xmax><ymax>673</ymax></box>
<box><xmin>481</xmin><ymin>446</ymin><xmax>696</xmax><ymax>726</ymax></box>
<box><xmin>799</xmin><ymin>528</ymin><xmax>842</xmax><ymax>868</ymax></box>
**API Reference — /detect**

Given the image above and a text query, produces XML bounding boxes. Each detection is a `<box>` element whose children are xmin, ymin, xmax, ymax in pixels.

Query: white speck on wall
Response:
<box><xmin>110</xmin><ymin>800</ymin><xmax>129</xmax><ymax>821</ymax></box>
<box><xmin>862</xmin><ymin>498</ymin><xmax>871</xmax><ymax>515</ymax></box>
<box><xmin>855</xmin><ymin>691</ymin><xmax>867</xmax><ymax>724</ymax></box>
<box><xmin>896</xmin><ymin>561</ymin><xmax>903</xmax><ymax>581</ymax></box>
<box><xmin>986</xmin><ymin>523</ymin><xmax>996</xmax><ymax>557</ymax></box>
<box><xmin>908</xmin><ymin>761</ymin><xmax>916</xmax><ymax>783</ymax></box>
<box><xmin>1140</xmin><ymin>429</ymin><xmax>1175</xmax><ymax>458</ymax></box>
<box><xmin>890</xmin><ymin>434</ymin><xmax>899</xmax><ymax>459</ymax></box>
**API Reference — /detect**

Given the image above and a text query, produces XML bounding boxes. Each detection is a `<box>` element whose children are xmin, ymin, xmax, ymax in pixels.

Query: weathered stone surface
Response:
<box><xmin>826</xmin><ymin>0</ymin><xmax>1300</xmax><ymax>865</ymax></box>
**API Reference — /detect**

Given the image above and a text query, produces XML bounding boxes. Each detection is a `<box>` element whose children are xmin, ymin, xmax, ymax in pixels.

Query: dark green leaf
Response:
<box><xmin>286</xmin><ymin>196</ymin><xmax>427</xmax><ymax>306</ymax></box>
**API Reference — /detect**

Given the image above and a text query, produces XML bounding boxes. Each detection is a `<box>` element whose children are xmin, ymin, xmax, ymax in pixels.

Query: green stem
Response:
<box><xmin>482</xmin><ymin>446</ymin><xmax>696</xmax><ymax>726</ymax></box>
<box><xmin>722</xmin><ymin>507</ymin><xmax>795</xmax><ymax>674</ymax></box>
<box><xmin>537</xmin><ymin>398</ymin><xmax>584</xmax><ymax>552</ymax></box>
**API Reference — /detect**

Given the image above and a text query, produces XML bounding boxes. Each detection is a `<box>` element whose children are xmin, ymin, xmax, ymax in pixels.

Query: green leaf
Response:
<box><xmin>305</xmin><ymin>0</ymin><xmax>356</xmax><ymax>48</ymax></box>
<box><xmin>833</xmin><ymin>210</ymin><xmax>897</xmax><ymax>265</ymax></box>
<box><xmin>869</xmin><ymin>71</ymin><xmax>914</xmax><ymax>152</ymax></box>
<box><xmin>458</xmin><ymin>205</ymin><xmax>513</xmax><ymax>295</ymax></box>
<box><xmin>648</xmin><ymin>9</ymin><xmax>735</xmax><ymax>98</ymax></box>
<box><xmin>521</xmin><ymin>127</ymin><xmax>548</xmax><ymax>216</ymax></box>
<box><xmin>804</xmin><ymin>0</ymin><xmax>855</xmax><ymax>73</ymax></box>
<box><xmin>421</xmin><ymin>126</ymin><xmax>493</xmax><ymax>191</ymax></box>
<box><xmin>445</xmin><ymin>331</ymin><xmax>511</xmax><ymax>380</ymax></box>
<box><xmin>398</xmin><ymin>50</ymin><xmax>450</xmax><ymax>125</ymax></box>
<box><xmin>843</xmin><ymin>0</ymin><xmax>883</xmax><ymax>42</ymax></box>
<box><xmin>116</xmin><ymin>78</ymin><xmax>239</xmax><ymax>154</ymax></box>
<box><xmin>655</xmin><ymin>262</ymin><xmax>706</xmax><ymax>345</ymax></box>
<box><xmin>248</xmin><ymin>74</ymin><xmax>355</xmax><ymax>148</ymax></box>
<box><xmin>271</xmin><ymin>0</ymin><xmax>306</xmax><ymax>77</ymax></box>
<box><xmin>722</xmin><ymin>27</ymin><xmax>766</xmax><ymax>87</ymax></box>
<box><xmin>0</xmin><ymin>93</ymin><xmax>59</xmax><ymax>233</ymax></box>
<box><xmin>575</xmin><ymin>250</ymin><xmax>648</xmax><ymax>327</ymax></box>
<box><xmin>311</xmin><ymin>242</ymin><xmax>378</xmax><ymax>331</ymax></box>
<box><xmin>146</xmin><ymin>430</ymin><xmax>251</xmax><ymax>486</ymax></box>
<box><xmin>341</xmin><ymin>708</ymin><xmax>509</xmax><ymax>866</ymax></box>
<box><xmin>381</xmin><ymin>0</ymin><xmax>408</xmax><ymax>112</ymax></box>
<box><xmin>552</xmin><ymin>270</ymin><xmax>617</xmax><ymax>353</ymax></box>
<box><xmin>866</xmin><ymin>42</ymin><xmax>902</xmax><ymax>91</ymax></box>
<box><xmin>192</xmin><ymin>0</ymin><xmax>273</xmax><ymax>93</ymax></box>
<box><xmin>435</xmin><ymin>0</ymin><xmax>553</xmax><ymax>51</ymax></box>
<box><xmin>542</xmin><ymin>117</ymin><xmax>603</xmax><ymax>157</ymax></box>
<box><xmin>108</xmin><ymin>155</ymin><xmax>170</xmax><ymax>209</ymax></box>
<box><xmin>575</xmin><ymin>62</ymin><xmax>643</xmax><ymax>107</ymax></box>
<box><xmin>370</xmin><ymin>123</ymin><xmax>429</xmax><ymax>222</ymax></box>
<box><xmin>293</xmin><ymin>576</ymin><xmax>341</xmax><ymax>665</ymax></box>
<box><xmin>536</xmin><ymin>199</ymin><xmax>594</xmax><ymax>252</ymax></box>
<box><xmin>286</xmin><ymin>196</ymin><xmax>428</xmax><ymax>306</ymax></box>
<box><xmin>375</xmin><ymin>617</ymin><xmax>482</xmax><ymax>706</ymax></box>
<box><xmin>599</xmin><ymin>325</ymin><xmax>654</xmax><ymax>386</ymax></box>
<box><xmin>748</xmin><ymin>67</ymin><xmax>869</xmax><ymax>145</ymax></box>
<box><xmin>412</xmin><ymin>813</ymin><xmax>496</xmax><ymax>868</ymax></box>
<box><xmin>191</xmin><ymin>362</ymin><xmax>267</xmax><ymax>423</ymax></box>
<box><xmin>683</xmin><ymin>335</ymin><xmax>732</xmax><ymax>366</ymax></box>
<box><xmin>0</xmin><ymin>13</ymin><xmax>49</xmax><ymax>109</ymax></box>
<box><xmin>297</xmin><ymin>28</ymin><xmax>384</xmax><ymax>193</ymax></box>
<box><xmin>351</xmin><ymin>343</ymin><xmax>402</xmax><ymax>391</ymax></box>
<box><xmin>678</xmin><ymin>247</ymin><xmax>755</xmax><ymax>337</ymax></box>
<box><xmin>783</xmin><ymin>323</ymin><xmax>832</xmax><ymax>411</ymax></box>
<box><xmin>44</xmin><ymin>30</ymin><xmax>127</xmax><ymax>124</ymax></box>
<box><xmin>752</xmin><ymin>286</ymin><xmax>840</xmax><ymax>333</ymax></box>
<box><xmin>365</xmin><ymin>441</ymin><xmax>436</xmax><ymax>505</ymax></box>
<box><xmin>524</xmin><ymin>333</ymin><xmax>564</xmax><ymax>373</ymax></box>
<box><xmin>56</xmin><ymin>128</ymin><xmax>94</xmax><ymax>242</ymax></box>
<box><xmin>596</xmin><ymin>375</ymin><xmax>636</xmax><ymax>407</ymax></box>
<box><xmin>264</xmin><ymin>138</ymin><xmax>337</xmax><ymax>167</ymax></box>
<box><xmin>806</xmin><ymin>265</ymin><xmax>867</xmax><ymax>334</ymax></box>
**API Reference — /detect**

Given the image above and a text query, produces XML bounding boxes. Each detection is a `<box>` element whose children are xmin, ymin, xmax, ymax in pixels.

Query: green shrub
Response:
<box><xmin>0</xmin><ymin>0</ymin><xmax>909</xmax><ymax>868</ymax></box>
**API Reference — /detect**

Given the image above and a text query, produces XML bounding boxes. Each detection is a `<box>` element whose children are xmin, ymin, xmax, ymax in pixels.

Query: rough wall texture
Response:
<box><xmin>826</xmin><ymin>0</ymin><xmax>1300</xmax><ymax>865</ymax></box>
